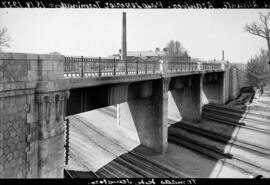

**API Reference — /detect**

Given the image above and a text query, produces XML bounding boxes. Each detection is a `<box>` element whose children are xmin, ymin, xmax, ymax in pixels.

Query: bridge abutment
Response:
<box><xmin>0</xmin><ymin>53</ymin><xmax>70</xmax><ymax>178</ymax></box>
<box><xmin>36</xmin><ymin>55</ymin><xmax>70</xmax><ymax>178</ymax></box>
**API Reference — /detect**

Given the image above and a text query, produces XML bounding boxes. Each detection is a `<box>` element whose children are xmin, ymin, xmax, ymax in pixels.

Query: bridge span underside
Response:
<box><xmin>67</xmin><ymin>72</ymin><xmax>227</xmax><ymax>154</ymax></box>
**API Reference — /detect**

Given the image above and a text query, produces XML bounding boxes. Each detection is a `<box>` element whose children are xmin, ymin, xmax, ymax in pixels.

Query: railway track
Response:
<box><xmin>168</xmin><ymin>102</ymin><xmax>270</xmax><ymax>178</ymax></box>
<box><xmin>64</xmin><ymin>169</ymin><xmax>99</xmax><ymax>178</ymax></box>
<box><xmin>65</xmin><ymin>97</ymin><xmax>270</xmax><ymax>178</ymax></box>
<box><xmin>66</xmin><ymin>115</ymin><xmax>188</xmax><ymax>178</ymax></box>
<box><xmin>205</xmin><ymin>101</ymin><xmax>270</xmax><ymax>117</ymax></box>
<box><xmin>203</xmin><ymin>104</ymin><xmax>270</xmax><ymax>124</ymax></box>
<box><xmin>168</xmin><ymin>125</ymin><xmax>270</xmax><ymax>177</ymax></box>
<box><xmin>203</xmin><ymin>105</ymin><xmax>270</xmax><ymax>135</ymax></box>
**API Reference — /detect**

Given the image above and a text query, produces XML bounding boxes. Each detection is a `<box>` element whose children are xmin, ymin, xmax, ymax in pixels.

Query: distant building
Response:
<box><xmin>109</xmin><ymin>49</ymin><xmax>162</xmax><ymax>62</ymax></box>
<box><xmin>49</xmin><ymin>51</ymin><xmax>61</xmax><ymax>55</ymax></box>
<box><xmin>110</xmin><ymin>48</ymin><xmax>191</xmax><ymax>63</ymax></box>
<box><xmin>126</xmin><ymin>50</ymin><xmax>164</xmax><ymax>63</ymax></box>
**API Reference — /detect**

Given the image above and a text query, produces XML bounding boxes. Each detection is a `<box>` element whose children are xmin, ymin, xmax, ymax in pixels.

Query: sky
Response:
<box><xmin>0</xmin><ymin>9</ymin><xmax>269</xmax><ymax>63</ymax></box>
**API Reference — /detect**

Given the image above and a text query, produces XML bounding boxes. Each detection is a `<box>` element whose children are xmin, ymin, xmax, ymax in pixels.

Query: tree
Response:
<box><xmin>244</xmin><ymin>12</ymin><xmax>270</xmax><ymax>59</ymax></box>
<box><xmin>0</xmin><ymin>27</ymin><xmax>11</xmax><ymax>52</ymax></box>
<box><xmin>246</xmin><ymin>49</ymin><xmax>270</xmax><ymax>87</ymax></box>
<box><xmin>164</xmin><ymin>40</ymin><xmax>190</xmax><ymax>63</ymax></box>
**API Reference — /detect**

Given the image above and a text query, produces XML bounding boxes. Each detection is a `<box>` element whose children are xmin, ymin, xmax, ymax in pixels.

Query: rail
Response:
<box><xmin>64</xmin><ymin>56</ymin><xmax>224</xmax><ymax>78</ymax></box>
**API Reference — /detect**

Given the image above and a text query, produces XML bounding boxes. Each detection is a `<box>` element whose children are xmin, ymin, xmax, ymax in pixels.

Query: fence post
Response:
<box><xmin>99</xmin><ymin>57</ymin><xmax>101</xmax><ymax>77</ymax></box>
<box><xmin>113</xmin><ymin>58</ymin><xmax>116</xmax><ymax>76</ymax></box>
<box><xmin>81</xmin><ymin>56</ymin><xmax>84</xmax><ymax>77</ymax></box>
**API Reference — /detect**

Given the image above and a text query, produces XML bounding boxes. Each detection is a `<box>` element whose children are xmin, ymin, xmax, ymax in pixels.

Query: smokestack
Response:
<box><xmin>121</xmin><ymin>12</ymin><xmax>127</xmax><ymax>61</ymax></box>
<box><xmin>222</xmin><ymin>50</ymin><xmax>224</xmax><ymax>60</ymax></box>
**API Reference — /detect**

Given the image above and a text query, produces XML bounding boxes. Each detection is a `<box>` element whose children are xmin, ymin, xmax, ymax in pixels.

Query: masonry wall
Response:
<box><xmin>0</xmin><ymin>53</ymin><xmax>69</xmax><ymax>178</ymax></box>
<box><xmin>0</xmin><ymin>54</ymin><xmax>39</xmax><ymax>178</ymax></box>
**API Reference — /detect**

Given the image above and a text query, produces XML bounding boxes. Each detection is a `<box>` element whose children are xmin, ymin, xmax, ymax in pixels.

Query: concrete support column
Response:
<box><xmin>36</xmin><ymin>91</ymin><xmax>69</xmax><ymax>178</ymax></box>
<box><xmin>169</xmin><ymin>74</ymin><xmax>203</xmax><ymax>123</ymax></box>
<box><xmin>220</xmin><ymin>72</ymin><xmax>226</xmax><ymax>104</ymax></box>
<box><xmin>229</xmin><ymin>67</ymin><xmax>240</xmax><ymax>100</ymax></box>
<box><xmin>118</xmin><ymin>78</ymin><xmax>170</xmax><ymax>154</ymax></box>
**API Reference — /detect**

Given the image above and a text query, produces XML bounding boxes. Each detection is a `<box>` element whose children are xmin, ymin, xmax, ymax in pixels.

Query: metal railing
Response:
<box><xmin>64</xmin><ymin>56</ymin><xmax>224</xmax><ymax>78</ymax></box>
<box><xmin>165</xmin><ymin>62</ymin><xmax>199</xmax><ymax>73</ymax></box>
<box><xmin>202</xmin><ymin>63</ymin><xmax>222</xmax><ymax>71</ymax></box>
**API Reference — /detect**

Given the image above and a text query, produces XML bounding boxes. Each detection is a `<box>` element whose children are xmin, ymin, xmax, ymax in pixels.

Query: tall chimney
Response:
<box><xmin>121</xmin><ymin>12</ymin><xmax>127</xmax><ymax>60</ymax></box>
<box><xmin>222</xmin><ymin>50</ymin><xmax>224</xmax><ymax>60</ymax></box>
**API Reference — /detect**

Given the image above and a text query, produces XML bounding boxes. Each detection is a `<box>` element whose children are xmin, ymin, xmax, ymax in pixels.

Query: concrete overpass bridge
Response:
<box><xmin>0</xmin><ymin>52</ymin><xmax>241</xmax><ymax>178</ymax></box>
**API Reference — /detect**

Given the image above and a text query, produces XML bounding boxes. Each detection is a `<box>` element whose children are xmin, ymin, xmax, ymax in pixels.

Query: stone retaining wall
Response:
<box><xmin>0</xmin><ymin>53</ymin><xmax>70</xmax><ymax>178</ymax></box>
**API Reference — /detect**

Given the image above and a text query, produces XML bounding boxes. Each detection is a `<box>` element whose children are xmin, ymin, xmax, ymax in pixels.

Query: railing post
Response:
<box><xmin>136</xmin><ymin>60</ymin><xmax>138</xmax><ymax>75</ymax></box>
<box><xmin>81</xmin><ymin>56</ymin><xmax>84</xmax><ymax>77</ymax></box>
<box><xmin>113</xmin><ymin>58</ymin><xmax>116</xmax><ymax>76</ymax></box>
<box><xmin>145</xmin><ymin>60</ymin><xmax>147</xmax><ymax>74</ymax></box>
<box><xmin>99</xmin><ymin>57</ymin><xmax>101</xmax><ymax>77</ymax></box>
<box><xmin>221</xmin><ymin>63</ymin><xmax>225</xmax><ymax>71</ymax></box>
<box><xmin>64</xmin><ymin>57</ymin><xmax>67</xmax><ymax>76</ymax></box>
<box><xmin>153</xmin><ymin>62</ymin><xmax>155</xmax><ymax>73</ymax></box>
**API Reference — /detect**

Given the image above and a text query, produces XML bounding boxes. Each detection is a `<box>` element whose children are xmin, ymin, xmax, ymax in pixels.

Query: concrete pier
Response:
<box><xmin>168</xmin><ymin>74</ymin><xmax>203</xmax><ymax>123</ymax></box>
<box><xmin>118</xmin><ymin>78</ymin><xmax>170</xmax><ymax>154</ymax></box>
<box><xmin>203</xmin><ymin>72</ymin><xmax>227</xmax><ymax>104</ymax></box>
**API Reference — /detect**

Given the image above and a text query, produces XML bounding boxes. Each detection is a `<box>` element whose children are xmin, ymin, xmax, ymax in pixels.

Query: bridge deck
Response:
<box><xmin>68</xmin><ymin>70</ymin><xmax>224</xmax><ymax>89</ymax></box>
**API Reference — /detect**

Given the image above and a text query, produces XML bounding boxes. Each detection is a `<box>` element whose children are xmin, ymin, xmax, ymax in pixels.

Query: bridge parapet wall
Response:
<box><xmin>0</xmin><ymin>53</ymin><xmax>70</xmax><ymax>178</ymax></box>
